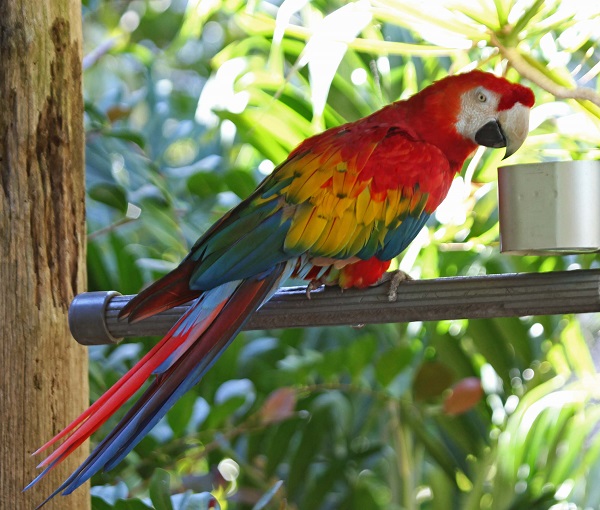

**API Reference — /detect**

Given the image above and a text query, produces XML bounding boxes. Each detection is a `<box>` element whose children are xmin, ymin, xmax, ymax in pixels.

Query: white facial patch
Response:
<box><xmin>455</xmin><ymin>87</ymin><xmax>501</xmax><ymax>140</ymax></box>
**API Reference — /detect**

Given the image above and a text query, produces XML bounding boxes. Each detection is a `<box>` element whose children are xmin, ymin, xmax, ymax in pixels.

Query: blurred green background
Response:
<box><xmin>80</xmin><ymin>1</ymin><xmax>600</xmax><ymax>509</ymax></box>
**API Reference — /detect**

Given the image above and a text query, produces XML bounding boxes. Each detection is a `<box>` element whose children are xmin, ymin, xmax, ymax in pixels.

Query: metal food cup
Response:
<box><xmin>498</xmin><ymin>160</ymin><xmax>600</xmax><ymax>255</ymax></box>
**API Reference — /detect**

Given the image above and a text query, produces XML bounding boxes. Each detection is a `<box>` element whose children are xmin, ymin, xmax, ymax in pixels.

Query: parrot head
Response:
<box><xmin>453</xmin><ymin>72</ymin><xmax>535</xmax><ymax>159</ymax></box>
<box><xmin>407</xmin><ymin>70</ymin><xmax>535</xmax><ymax>163</ymax></box>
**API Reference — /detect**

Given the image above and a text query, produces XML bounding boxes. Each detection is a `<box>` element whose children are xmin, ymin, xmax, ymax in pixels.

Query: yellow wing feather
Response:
<box><xmin>354</xmin><ymin>188</ymin><xmax>371</xmax><ymax>224</ymax></box>
<box><xmin>314</xmin><ymin>209</ymin><xmax>358</xmax><ymax>256</ymax></box>
<box><xmin>284</xmin><ymin>204</ymin><xmax>328</xmax><ymax>252</ymax></box>
<box><xmin>345</xmin><ymin>223</ymin><xmax>371</xmax><ymax>255</ymax></box>
<box><xmin>259</xmin><ymin>122</ymin><xmax>447</xmax><ymax>260</ymax></box>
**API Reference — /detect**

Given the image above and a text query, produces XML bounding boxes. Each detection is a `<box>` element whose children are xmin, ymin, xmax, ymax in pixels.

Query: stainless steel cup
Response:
<box><xmin>498</xmin><ymin>160</ymin><xmax>600</xmax><ymax>255</ymax></box>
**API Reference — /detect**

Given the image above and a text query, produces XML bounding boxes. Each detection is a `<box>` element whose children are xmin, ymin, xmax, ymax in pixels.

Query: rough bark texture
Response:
<box><xmin>0</xmin><ymin>1</ymin><xmax>89</xmax><ymax>508</ymax></box>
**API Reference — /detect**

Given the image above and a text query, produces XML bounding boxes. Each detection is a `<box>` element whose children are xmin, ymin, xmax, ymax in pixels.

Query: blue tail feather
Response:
<box><xmin>32</xmin><ymin>261</ymin><xmax>293</xmax><ymax>505</ymax></box>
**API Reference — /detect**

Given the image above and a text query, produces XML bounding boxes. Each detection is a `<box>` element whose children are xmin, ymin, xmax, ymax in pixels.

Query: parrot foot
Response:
<box><xmin>385</xmin><ymin>269</ymin><xmax>413</xmax><ymax>302</ymax></box>
<box><xmin>305</xmin><ymin>278</ymin><xmax>324</xmax><ymax>299</ymax></box>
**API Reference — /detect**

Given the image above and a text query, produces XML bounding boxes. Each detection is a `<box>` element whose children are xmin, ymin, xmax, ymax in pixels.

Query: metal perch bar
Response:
<box><xmin>69</xmin><ymin>270</ymin><xmax>600</xmax><ymax>346</ymax></box>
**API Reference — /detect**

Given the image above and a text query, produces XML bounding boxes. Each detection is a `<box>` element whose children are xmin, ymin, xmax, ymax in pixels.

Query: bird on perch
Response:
<box><xmin>28</xmin><ymin>69</ymin><xmax>534</xmax><ymax>506</ymax></box>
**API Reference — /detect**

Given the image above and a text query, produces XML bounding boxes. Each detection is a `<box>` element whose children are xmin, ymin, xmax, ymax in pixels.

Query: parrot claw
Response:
<box><xmin>383</xmin><ymin>269</ymin><xmax>413</xmax><ymax>302</ymax></box>
<box><xmin>305</xmin><ymin>279</ymin><xmax>324</xmax><ymax>299</ymax></box>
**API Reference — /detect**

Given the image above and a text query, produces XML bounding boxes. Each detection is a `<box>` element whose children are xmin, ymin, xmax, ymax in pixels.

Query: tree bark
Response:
<box><xmin>0</xmin><ymin>1</ymin><xmax>89</xmax><ymax>509</ymax></box>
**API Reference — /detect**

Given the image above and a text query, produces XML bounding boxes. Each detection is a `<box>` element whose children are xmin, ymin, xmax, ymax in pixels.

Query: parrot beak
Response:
<box><xmin>498</xmin><ymin>103</ymin><xmax>530</xmax><ymax>159</ymax></box>
<box><xmin>474</xmin><ymin>103</ymin><xmax>530</xmax><ymax>159</ymax></box>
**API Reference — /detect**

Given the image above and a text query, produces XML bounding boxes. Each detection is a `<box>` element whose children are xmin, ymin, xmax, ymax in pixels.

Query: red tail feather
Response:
<box><xmin>119</xmin><ymin>258</ymin><xmax>201</xmax><ymax>323</ymax></box>
<box><xmin>33</xmin><ymin>295</ymin><xmax>227</xmax><ymax>472</ymax></box>
<box><xmin>30</xmin><ymin>265</ymin><xmax>290</xmax><ymax>498</ymax></box>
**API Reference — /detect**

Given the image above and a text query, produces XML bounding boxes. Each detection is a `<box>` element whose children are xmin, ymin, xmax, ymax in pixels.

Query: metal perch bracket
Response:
<box><xmin>69</xmin><ymin>270</ymin><xmax>600</xmax><ymax>346</ymax></box>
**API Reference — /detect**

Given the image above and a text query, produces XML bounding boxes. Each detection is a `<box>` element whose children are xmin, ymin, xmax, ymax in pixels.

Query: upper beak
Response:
<box><xmin>474</xmin><ymin>103</ymin><xmax>530</xmax><ymax>159</ymax></box>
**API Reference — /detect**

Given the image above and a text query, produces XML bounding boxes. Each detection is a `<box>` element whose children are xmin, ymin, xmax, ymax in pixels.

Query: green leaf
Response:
<box><xmin>167</xmin><ymin>391</ymin><xmax>197</xmax><ymax>437</ymax></box>
<box><xmin>346</xmin><ymin>478</ymin><xmax>383</xmax><ymax>510</ymax></box>
<box><xmin>509</xmin><ymin>0</ymin><xmax>546</xmax><ymax>42</ymax></box>
<box><xmin>492</xmin><ymin>0</ymin><xmax>509</xmax><ymax>27</ymax></box>
<box><xmin>115</xmin><ymin>500</ymin><xmax>155</xmax><ymax>510</ymax></box>
<box><xmin>265</xmin><ymin>418</ymin><xmax>303</xmax><ymax>476</ymax></box>
<box><xmin>375</xmin><ymin>344</ymin><xmax>414</xmax><ymax>387</ymax></box>
<box><xmin>89</xmin><ymin>182</ymin><xmax>128</xmax><ymax>212</ymax></box>
<box><xmin>302</xmin><ymin>459</ymin><xmax>346</xmax><ymax>509</ymax></box>
<box><xmin>287</xmin><ymin>408</ymin><xmax>327</xmax><ymax>497</ymax></box>
<box><xmin>561</xmin><ymin>320</ymin><xmax>596</xmax><ymax>376</ymax></box>
<box><xmin>92</xmin><ymin>495</ymin><xmax>153</xmax><ymax>510</ymax></box>
<box><xmin>402</xmin><ymin>404</ymin><xmax>462</xmax><ymax>482</ymax></box>
<box><xmin>85</xmin><ymin>101</ymin><xmax>109</xmax><ymax>125</ymax></box>
<box><xmin>103</xmin><ymin>129</ymin><xmax>147</xmax><ymax>149</ymax></box>
<box><xmin>149</xmin><ymin>469</ymin><xmax>174</xmax><ymax>510</ymax></box>
<box><xmin>87</xmin><ymin>240</ymin><xmax>115</xmax><ymax>291</ymax></box>
<box><xmin>343</xmin><ymin>334</ymin><xmax>378</xmax><ymax>380</ymax></box>
<box><xmin>413</xmin><ymin>361</ymin><xmax>454</xmax><ymax>401</ymax></box>
<box><xmin>109</xmin><ymin>232</ymin><xmax>145</xmax><ymax>294</ymax></box>
<box><xmin>92</xmin><ymin>496</ymin><xmax>113</xmax><ymax>510</ymax></box>
<box><xmin>187</xmin><ymin>171</ymin><xmax>224</xmax><ymax>199</ymax></box>
<box><xmin>224</xmin><ymin>169</ymin><xmax>257</xmax><ymax>199</ymax></box>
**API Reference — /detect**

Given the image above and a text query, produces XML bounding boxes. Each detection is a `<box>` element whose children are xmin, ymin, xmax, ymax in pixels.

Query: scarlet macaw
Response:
<box><xmin>28</xmin><ymin>70</ymin><xmax>534</xmax><ymax>505</ymax></box>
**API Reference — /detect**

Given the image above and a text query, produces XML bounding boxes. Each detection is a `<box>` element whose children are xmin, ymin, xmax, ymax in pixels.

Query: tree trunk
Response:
<box><xmin>0</xmin><ymin>1</ymin><xmax>89</xmax><ymax>509</ymax></box>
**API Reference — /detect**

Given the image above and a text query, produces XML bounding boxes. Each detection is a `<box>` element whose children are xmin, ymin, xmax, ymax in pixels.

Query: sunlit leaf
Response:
<box><xmin>301</xmin><ymin>1</ymin><xmax>373</xmax><ymax>121</ymax></box>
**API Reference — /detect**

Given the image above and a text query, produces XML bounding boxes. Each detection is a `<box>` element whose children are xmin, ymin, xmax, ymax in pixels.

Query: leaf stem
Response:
<box><xmin>88</xmin><ymin>217</ymin><xmax>136</xmax><ymax>241</ymax></box>
<box><xmin>491</xmin><ymin>33</ymin><xmax>600</xmax><ymax>108</ymax></box>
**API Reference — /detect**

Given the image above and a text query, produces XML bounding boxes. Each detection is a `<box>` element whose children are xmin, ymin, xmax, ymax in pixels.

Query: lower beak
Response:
<box><xmin>474</xmin><ymin>120</ymin><xmax>506</xmax><ymax>149</ymax></box>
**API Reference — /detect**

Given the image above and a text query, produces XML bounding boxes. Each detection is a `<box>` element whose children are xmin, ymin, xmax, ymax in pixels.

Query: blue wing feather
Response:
<box><xmin>377</xmin><ymin>212</ymin><xmax>431</xmax><ymax>260</ymax></box>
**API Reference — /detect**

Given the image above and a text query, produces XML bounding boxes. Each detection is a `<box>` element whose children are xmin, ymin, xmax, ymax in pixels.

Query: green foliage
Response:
<box><xmin>81</xmin><ymin>1</ymin><xmax>600</xmax><ymax>509</ymax></box>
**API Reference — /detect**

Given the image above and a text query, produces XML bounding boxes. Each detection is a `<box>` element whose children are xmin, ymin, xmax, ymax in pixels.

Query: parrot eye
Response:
<box><xmin>477</xmin><ymin>91</ymin><xmax>488</xmax><ymax>103</ymax></box>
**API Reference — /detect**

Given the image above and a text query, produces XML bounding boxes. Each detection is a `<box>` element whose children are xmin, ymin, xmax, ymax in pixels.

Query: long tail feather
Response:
<box><xmin>119</xmin><ymin>257</ymin><xmax>202</xmax><ymax>323</ymax></box>
<box><xmin>28</xmin><ymin>262</ymin><xmax>292</xmax><ymax>507</ymax></box>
